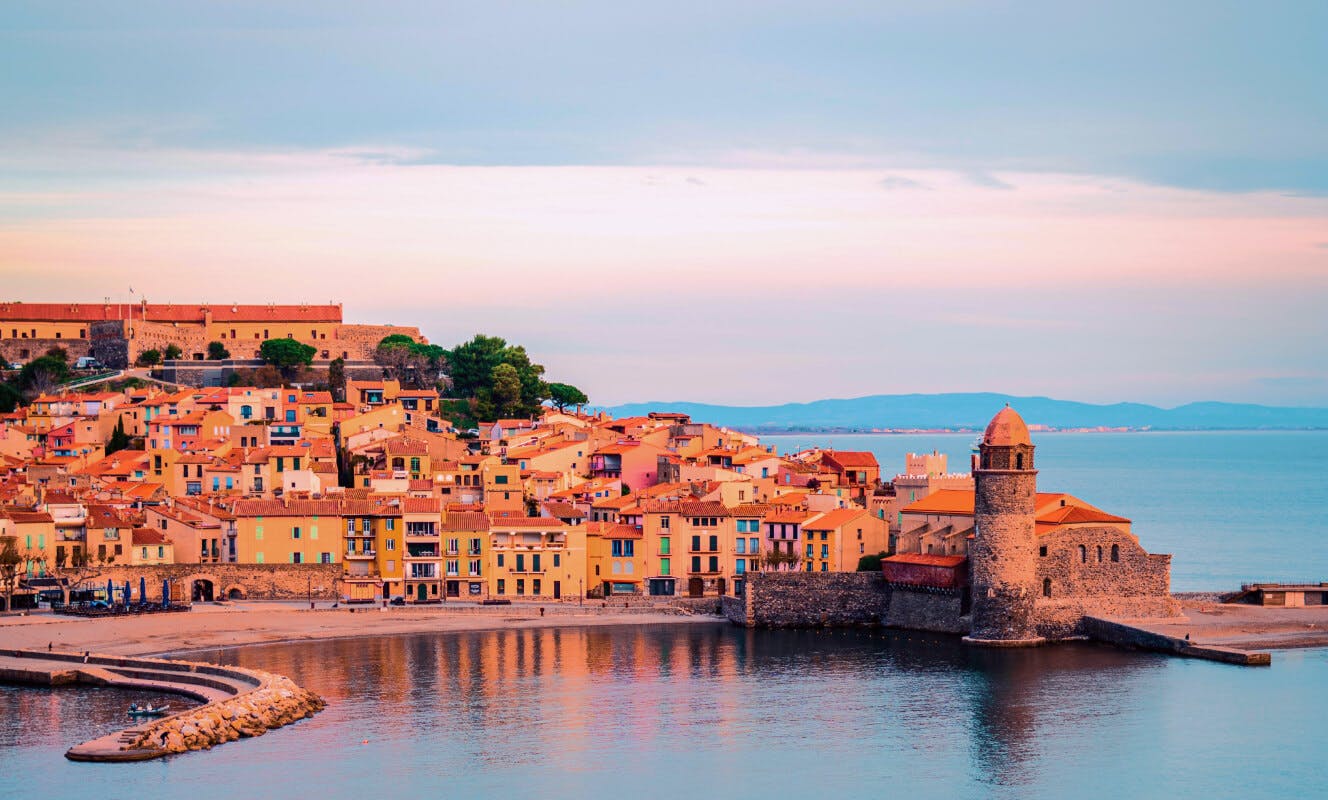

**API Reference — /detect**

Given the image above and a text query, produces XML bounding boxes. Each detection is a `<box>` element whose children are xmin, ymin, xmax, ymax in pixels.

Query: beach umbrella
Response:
<box><xmin>163</xmin><ymin>578</ymin><xmax>170</xmax><ymax>605</ymax></box>
<box><xmin>124</xmin><ymin>580</ymin><xmax>132</xmax><ymax>604</ymax></box>
<box><xmin>140</xmin><ymin>577</ymin><xmax>147</xmax><ymax>605</ymax></box>
<box><xmin>106</xmin><ymin>578</ymin><xmax>114</xmax><ymax>602</ymax></box>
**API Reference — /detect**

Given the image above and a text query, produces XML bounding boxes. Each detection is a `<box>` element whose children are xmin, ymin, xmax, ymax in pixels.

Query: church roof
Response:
<box><xmin>983</xmin><ymin>406</ymin><xmax>1032</xmax><ymax>447</ymax></box>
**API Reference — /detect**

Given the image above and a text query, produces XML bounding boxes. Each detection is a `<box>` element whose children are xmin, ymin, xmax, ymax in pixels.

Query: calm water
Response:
<box><xmin>3</xmin><ymin>625</ymin><xmax>1327</xmax><ymax>799</ymax></box>
<box><xmin>764</xmin><ymin>431</ymin><xmax>1328</xmax><ymax>590</ymax></box>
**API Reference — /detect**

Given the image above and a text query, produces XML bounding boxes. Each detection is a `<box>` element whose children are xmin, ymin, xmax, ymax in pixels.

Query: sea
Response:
<box><xmin>2</xmin><ymin>431</ymin><xmax>1326</xmax><ymax>799</ymax></box>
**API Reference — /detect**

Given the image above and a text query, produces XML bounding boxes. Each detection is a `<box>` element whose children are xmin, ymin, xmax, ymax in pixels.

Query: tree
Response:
<box><xmin>328</xmin><ymin>357</ymin><xmax>347</xmax><ymax>401</ymax></box>
<box><xmin>44</xmin><ymin>346</ymin><xmax>68</xmax><ymax>363</ymax></box>
<box><xmin>259</xmin><ymin>338</ymin><xmax>317</xmax><ymax>379</ymax></box>
<box><xmin>547</xmin><ymin>382</ymin><xmax>589</xmax><ymax>412</ymax></box>
<box><xmin>163</xmin><ymin>343</ymin><xmax>183</xmax><ymax>360</ymax></box>
<box><xmin>857</xmin><ymin>551</ymin><xmax>889</xmax><ymax>572</ymax></box>
<box><xmin>446</xmin><ymin>335</ymin><xmax>509</xmax><ymax>398</ymax></box>
<box><xmin>490</xmin><ymin>363</ymin><xmax>523</xmax><ymax>417</ymax></box>
<box><xmin>0</xmin><ymin>382</ymin><xmax>19</xmax><ymax>413</ymax></box>
<box><xmin>18</xmin><ymin>355</ymin><xmax>69</xmax><ymax>394</ymax></box>
<box><xmin>106</xmin><ymin>417</ymin><xmax>132</xmax><ymax>455</ymax></box>
<box><xmin>374</xmin><ymin>334</ymin><xmax>447</xmax><ymax>388</ymax></box>
<box><xmin>0</xmin><ymin>536</ymin><xmax>22</xmax><ymax>612</ymax></box>
<box><xmin>207</xmin><ymin>341</ymin><xmax>231</xmax><ymax>360</ymax></box>
<box><xmin>136</xmin><ymin>349</ymin><xmax>162</xmax><ymax>367</ymax></box>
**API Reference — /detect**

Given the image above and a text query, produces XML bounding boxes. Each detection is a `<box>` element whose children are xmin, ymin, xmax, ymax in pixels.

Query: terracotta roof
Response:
<box><xmin>802</xmin><ymin>508</ymin><xmax>868</xmax><ymax>530</ymax></box>
<box><xmin>764</xmin><ymin>510</ymin><xmax>816</xmax><ymax>524</ymax></box>
<box><xmin>983</xmin><ymin>406</ymin><xmax>1031</xmax><ymax>447</ymax></box>
<box><xmin>1036</xmin><ymin>505</ymin><xmax>1131</xmax><ymax>526</ymax></box>
<box><xmin>882</xmin><ymin>553</ymin><xmax>967</xmax><ymax>568</ymax></box>
<box><xmin>542</xmin><ymin>502</ymin><xmax>587</xmax><ymax>520</ymax></box>
<box><xmin>131</xmin><ymin>527</ymin><xmax>170</xmax><ymax>545</ymax></box>
<box><xmin>488</xmin><ymin>515</ymin><xmax>568</xmax><ymax>529</ymax></box>
<box><xmin>401</xmin><ymin>498</ymin><xmax>441</xmax><ymax>514</ymax></box>
<box><xmin>901</xmin><ymin>489</ymin><xmax>974</xmax><ymax>516</ymax></box>
<box><xmin>821</xmin><ymin>451</ymin><xmax>879</xmax><ymax>468</ymax></box>
<box><xmin>441</xmin><ymin>511</ymin><xmax>490</xmax><ymax>532</ymax></box>
<box><xmin>384</xmin><ymin>438</ymin><xmax>429</xmax><ymax>456</ymax></box>
<box><xmin>585</xmin><ymin>521</ymin><xmax>643</xmax><ymax>539</ymax></box>
<box><xmin>728</xmin><ymin>503</ymin><xmax>772</xmax><ymax>518</ymax></box>
<box><xmin>0</xmin><ymin>302</ymin><xmax>341</xmax><ymax>324</ymax></box>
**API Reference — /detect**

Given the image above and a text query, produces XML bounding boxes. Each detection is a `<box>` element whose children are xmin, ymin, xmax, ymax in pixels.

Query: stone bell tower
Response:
<box><xmin>964</xmin><ymin>405</ymin><xmax>1043</xmax><ymax>646</ymax></box>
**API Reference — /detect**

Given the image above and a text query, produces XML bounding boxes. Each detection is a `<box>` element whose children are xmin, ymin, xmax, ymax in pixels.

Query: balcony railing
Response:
<box><xmin>345</xmin><ymin>549</ymin><xmax>376</xmax><ymax>559</ymax></box>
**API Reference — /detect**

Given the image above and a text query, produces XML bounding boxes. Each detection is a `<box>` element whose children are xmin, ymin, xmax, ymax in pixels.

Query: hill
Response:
<box><xmin>604</xmin><ymin>393</ymin><xmax>1328</xmax><ymax>432</ymax></box>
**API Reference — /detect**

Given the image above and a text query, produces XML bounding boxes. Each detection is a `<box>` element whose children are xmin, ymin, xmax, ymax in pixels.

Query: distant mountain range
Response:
<box><xmin>604</xmin><ymin>393</ymin><xmax>1328</xmax><ymax>432</ymax></box>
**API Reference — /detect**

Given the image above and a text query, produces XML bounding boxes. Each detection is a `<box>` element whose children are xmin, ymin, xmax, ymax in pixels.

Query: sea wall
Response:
<box><xmin>744</xmin><ymin>572</ymin><xmax>890</xmax><ymax>627</ymax></box>
<box><xmin>1035</xmin><ymin>596</ymin><xmax>1183</xmax><ymax>639</ymax></box>
<box><xmin>94</xmin><ymin>562</ymin><xmax>343</xmax><ymax>601</ymax></box>
<box><xmin>1082</xmin><ymin>617</ymin><xmax>1270</xmax><ymax>666</ymax></box>
<box><xmin>882</xmin><ymin>586</ymin><xmax>969</xmax><ymax>634</ymax></box>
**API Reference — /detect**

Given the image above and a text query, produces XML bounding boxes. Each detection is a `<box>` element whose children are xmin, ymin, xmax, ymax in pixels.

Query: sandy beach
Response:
<box><xmin>0</xmin><ymin>602</ymin><xmax>727</xmax><ymax>657</ymax></box>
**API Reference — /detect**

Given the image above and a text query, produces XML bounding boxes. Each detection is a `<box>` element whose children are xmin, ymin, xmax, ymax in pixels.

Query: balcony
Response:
<box><xmin>345</xmin><ymin>549</ymin><xmax>377</xmax><ymax>559</ymax></box>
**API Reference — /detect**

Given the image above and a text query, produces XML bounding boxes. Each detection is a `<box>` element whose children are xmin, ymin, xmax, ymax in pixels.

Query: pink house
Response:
<box><xmin>589</xmin><ymin>440</ymin><xmax>666</xmax><ymax>491</ymax></box>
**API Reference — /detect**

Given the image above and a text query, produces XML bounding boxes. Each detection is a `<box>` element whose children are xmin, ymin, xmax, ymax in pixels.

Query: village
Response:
<box><xmin>0</xmin><ymin>301</ymin><xmax>1193</xmax><ymax>625</ymax></box>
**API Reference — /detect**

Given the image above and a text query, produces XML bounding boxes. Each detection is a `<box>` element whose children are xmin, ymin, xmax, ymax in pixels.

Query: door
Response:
<box><xmin>553</xmin><ymin>581</ymin><xmax>561</xmax><ymax>599</ymax></box>
<box><xmin>688</xmin><ymin>577</ymin><xmax>703</xmax><ymax>597</ymax></box>
<box><xmin>717</xmin><ymin>577</ymin><xmax>727</xmax><ymax>596</ymax></box>
<box><xmin>416</xmin><ymin>584</ymin><xmax>427</xmax><ymax>603</ymax></box>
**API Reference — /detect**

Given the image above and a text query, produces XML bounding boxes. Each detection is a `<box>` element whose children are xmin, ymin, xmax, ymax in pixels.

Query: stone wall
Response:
<box><xmin>883</xmin><ymin>586</ymin><xmax>969</xmax><ymax>634</ymax></box>
<box><xmin>332</xmin><ymin>324</ymin><xmax>425</xmax><ymax>360</ymax></box>
<box><xmin>0</xmin><ymin>337</ymin><xmax>91</xmax><ymax>364</ymax></box>
<box><xmin>1038</xmin><ymin>526</ymin><xmax>1172</xmax><ymax>598</ymax></box>
<box><xmin>745</xmin><ymin>571</ymin><xmax>890</xmax><ymax>627</ymax></box>
<box><xmin>92</xmin><ymin>563</ymin><xmax>343</xmax><ymax>601</ymax></box>
<box><xmin>89</xmin><ymin>321</ymin><xmax>130</xmax><ymax>369</ymax></box>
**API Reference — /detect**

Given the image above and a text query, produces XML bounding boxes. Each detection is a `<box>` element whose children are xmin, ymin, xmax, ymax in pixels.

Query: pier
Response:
<box><xmin>0</xmin><ymin>648</ymin><xmax>323</xmax><ymax>761</ymax></box>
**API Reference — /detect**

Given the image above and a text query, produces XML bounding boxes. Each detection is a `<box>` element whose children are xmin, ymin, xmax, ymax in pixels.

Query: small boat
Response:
<box><xmin>127</xmin><ymin>703</ymin><xmax>171</xmax><ymax>717</ymax></box>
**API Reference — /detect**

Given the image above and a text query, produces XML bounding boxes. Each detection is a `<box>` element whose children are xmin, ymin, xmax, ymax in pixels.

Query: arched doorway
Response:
<box><xmin>225</xmin><ymin>585</ymin><xmax>247</xmax><ymax>600</ymax></box>
<box><xmin>192</xmin><ymin>578</ymin><xmax>215</xmax><ymax>602</ymax></box>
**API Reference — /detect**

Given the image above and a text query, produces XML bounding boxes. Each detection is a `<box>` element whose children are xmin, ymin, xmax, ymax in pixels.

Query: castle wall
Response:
<box><xmin>882</xmin><ymin>586</ymin><xmax>969</xmax><ymax>634</ymax></box>
<box><xmin>744</xmin><ymin>571</ymin><xmax>890</xmax><ymax>627</ymax></box>
<box><xmin>92</xmin><ymin>563</ymin><xmax>343</xmax><ymax>600</ymax></box>
<box><xmin>0</xmin><ymin>338</ymin><xmax>91</xmax><ymax>364</ymax></box>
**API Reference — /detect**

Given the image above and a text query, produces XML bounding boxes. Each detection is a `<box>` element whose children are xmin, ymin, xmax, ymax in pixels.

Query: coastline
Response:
<box><xmin>0</xmin><ymin>603</ymin><xmax>727</xmax><ymax>658</ymax></box>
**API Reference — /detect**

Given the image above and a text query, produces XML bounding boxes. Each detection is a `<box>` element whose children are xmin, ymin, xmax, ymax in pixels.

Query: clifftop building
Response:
<box><xmin>0</xmin><ymin>300</ymin><xmax>423</xmax><ymax>367</ymax></box>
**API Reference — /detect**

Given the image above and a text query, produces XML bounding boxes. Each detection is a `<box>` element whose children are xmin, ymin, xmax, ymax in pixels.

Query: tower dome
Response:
<box><xmin>983</xmin><ymin>405</ymin><xmax>1031</xmax><ymax>447</ymax></box>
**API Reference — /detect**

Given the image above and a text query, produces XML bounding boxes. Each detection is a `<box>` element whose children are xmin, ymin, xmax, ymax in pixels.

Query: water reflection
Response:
<box><xmin>6</xmin><ymin>626</ymin><xmax>1319</xmax><ymax>800</ymax></box>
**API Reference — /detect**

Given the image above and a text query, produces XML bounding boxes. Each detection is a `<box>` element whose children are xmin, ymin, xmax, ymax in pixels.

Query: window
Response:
<box><xmin>553</xmin><ymin>553</ymin><xmax>560</xmax><ymax>567</ymax></box>
<box><xmin>660</xmin><ymin>557</ymin><xmax>671</xmax><ymax>575</ymax></box>
<box><xmin>385</xmin><ymin>518</ymin><xmax>395</xmax><ymax>531</ymax></box>
<box><xmin>516</xmin><ymin>554</ymin><xmax>525</xmax><ymax>572</ymax></box>
<box><xmin>1111</xmin><ymin>544</ymin><xmax>1120</xmax><ymax>562</ymax></box>
<box><xmin>497</xmin><ymin>553</ymin><xmax>504</xmax><ymax>567</ymax></box>
<box><xmin>469</xmin><ymin>559</ymin><xmax>481</xmax><ymax>575</ymax></box>
<box><xmin>1079</xmin><ymin>545</ymin><xmax>1087</xmax><ymax>563</ymax></box>
<box><xmin>497</xmin><ymin>579</ymin><xmax>506</xmax><ymax>595</ymax></box>
<box><xmin>446</xmin><ymin>560</ymin><xmax>459</xmax><ymax>576</ymax></box>
<box><xmin>708</xmin><ymin>535</ymin><xmax>718</xmax><ymax>551</ymax></box>
<box><xmin>749</xmin><ymin>537</ymin><xmax>759</xmax><ymax>552</ymax></box>
<box><xmin>385</xmin><ymin>539</ymin><xmax>396</xmax><ymax>551</ymax></box>
<box><xmin>708</xmin><ymin>556</ymin><xmax>718</xmax><ymax>572</ymax></box>
<box><xmin>690</xmin><ymin>556</ymin><xmax>701</xmax><ymax>573</ymax></box>
<box><xmin>821</xmin><ymin>544</ymin><xmax>829</xmax><ymax>558</ymax></box>
<box><xmin>292</xmin><ymin>552</ymin><xmax>303</xmax><ymax>564</ymax></box>
<box><xmin>806</xmin><ymin>544</ymin><xmax>813</xmax><ymax>557</ymax></box>
<box><xmin>532</xmin><ymin>554</ymin><xmax>541</xmax><ymax>572</ymax></box>
<box><xmin>516</xmin><ymin>579</ymin><xmax>525</xmax><ymax>596</ymax></box>
<box><xmin>660</xmin><ymin>516</ymin><xmax>670</xmax><ymax>529</ymax></box>
<box><xmin>735</xmin><ymin>559</ymin><xmax>746</xmax><ymax>574</ymax></box>
<box><xmin>292</xmin><ymin>526</ymin><xmax>301</xmax><ymax>539</ymax></box>
<box><xmin>1043</xmin><ymin>578</ymin><xmax>1052</xmax><ymax>597</ymax></box>
<box><xmin>735</xmin><ymin>539</ymin><xmax>746</xmax><ymax>554</ymax></box>
<box><xmin>494</xmin><ymin>474</ymin><xmax>508</xmax><ymax>484</ymax></box>
<box><xmin>1097</xmin><ymin>545</ymin><xmax>1103</xmax><ymax>562</ymax></box>
<box><xmin>1039</xmin><ymin>545</ymin><xmax>1047</xmax><ymax>557</ymax></box>
<box><xmin>659</xmin><ymin>538</ymin><xmax>670</xmax><ymax>555</ymax></box>
<box><xmin>691</xmin><ymin>535</ymin><xmax>701</xmax><ymax>551</ymax></box>
<box><xmin>820</xmin><ymin>562</ymin><xmax>828</xmax><ymax>572</ymax></box>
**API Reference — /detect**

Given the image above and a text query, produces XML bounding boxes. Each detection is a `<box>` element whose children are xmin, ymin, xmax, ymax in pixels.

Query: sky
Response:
<box><xmin>1</xmin><ymin>1</ymin><xmax>1326</xmax><ymax>407</ymax></box>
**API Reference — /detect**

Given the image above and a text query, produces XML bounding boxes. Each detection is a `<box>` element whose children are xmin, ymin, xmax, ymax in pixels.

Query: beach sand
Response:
<box><xmin>0</xmin><ymin>602</ymin><xmax>726</xmax><ymax>657</ymax></box>
<box><xmin>1126</xmin><ymin>600</ymin><xmax>1328</xmax><ymax>650</ymax></box>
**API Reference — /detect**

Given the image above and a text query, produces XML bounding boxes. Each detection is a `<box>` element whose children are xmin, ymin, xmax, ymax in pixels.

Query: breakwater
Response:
<box><xmin>0</xmin><ymin>648</ymin><xmax>324</xmax><ymax>760</ymax></box>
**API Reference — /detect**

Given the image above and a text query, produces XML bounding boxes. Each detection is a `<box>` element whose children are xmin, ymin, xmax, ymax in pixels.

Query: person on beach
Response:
<box><xmin>83</xmin><ymin>651</ymin><xmax>90</xmax><ymax>663</ymax></box>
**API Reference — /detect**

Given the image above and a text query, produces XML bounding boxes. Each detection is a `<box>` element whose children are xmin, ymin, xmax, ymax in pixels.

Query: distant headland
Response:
<box><xmin>606</xmin><ymin>393</ymin><xmax>1328</xmax><ymax>433</ymax></box>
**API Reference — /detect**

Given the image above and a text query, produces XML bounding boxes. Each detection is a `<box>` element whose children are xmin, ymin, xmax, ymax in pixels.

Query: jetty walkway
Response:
<box><xmin>0</xmin><ymin>647</ymin><xmax>324</xmax><ymax>761</ymax></box>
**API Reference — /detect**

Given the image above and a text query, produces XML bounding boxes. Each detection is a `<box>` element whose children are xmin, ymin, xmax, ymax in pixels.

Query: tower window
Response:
<box><xmin>1097</xmin><ymin>546</ymin><xmax>1103</xmax><ymax>562</ymax></box>
<box><xmin>1111</xmin><ymin>544</ymin><xmax>1120</xmax><ymax>563</ymax></box>
<box><xmin>1079</xmin><ymin>544</ymin><xmax>1087</xmax><ymax>563</ymax></box>
<box><xmin>1039</xmin><ymin>545</ymin><xmax>1047</xmax><ymax>557</ymax></box>
<box><xmin>1016</xmin><ymin>453</ymin><xmax>1024</xmax><ymax>470</ymax></box>
<box><xmin>1043</xmin><ymin>578</ymin><xmax>1052</xmax><ymax>598</ymax></box>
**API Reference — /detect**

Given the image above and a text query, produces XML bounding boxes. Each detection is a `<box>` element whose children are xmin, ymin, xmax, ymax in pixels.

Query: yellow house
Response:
<box><xmin>488</xmin><ymin>516</ymin><xmax>585</xmax><ymax>600</ymax></box>
<box><xmin>230</xmin><ymin>498</ymin><xmax>343</xmax><ymax>566</ymax></box>
<box><xmin>1</xmin><ymin>510</ymin><xmax>56</xmax><ymax>579</ymax></box>
<box><xmin>130</xmin><ymin>528</ymin><xmax>174</xmax><ymax>565</ymax></box>
<box><xmin>340</xmin><ymin>499</ymin><xmax>405</xmax><ymax>602</ymax></box>
<box><xmin>440</xmin><ymin>510</ymin><xmax>490</xmax><ymax>600</ymax></box>
<box><xmin>483</xmin><ymin>463</ymin><xmax>525</xmax><ymax>514</ymax></box>
<box><xmin>585</xmin><ymin>521</ymin><xmax>648</xmax><ymax>596</ymax></box>
<box><xmin>401</xmin><ymin>497</ymin><xmax>443</xmax><ymax>603</ymax></box>
<box><xmin>801</xmin><ymin>508</ymin><xmax>889</xmax><ymax>572</ymax></box>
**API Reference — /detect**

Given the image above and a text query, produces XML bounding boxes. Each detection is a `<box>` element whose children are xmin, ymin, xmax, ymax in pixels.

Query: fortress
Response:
<box><xmin>0</xmin><ymin>301</ymin><xmax>423</xmax><ymax>368</ymax></box>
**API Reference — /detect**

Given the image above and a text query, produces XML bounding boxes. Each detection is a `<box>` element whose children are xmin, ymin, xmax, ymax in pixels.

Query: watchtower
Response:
<box><xmin>964</xmin><ymin>405</ymin><xmax>1043</xmax><ymax>646</ymax></box>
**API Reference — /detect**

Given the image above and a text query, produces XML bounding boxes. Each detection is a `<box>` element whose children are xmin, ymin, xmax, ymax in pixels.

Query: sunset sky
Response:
<box><xmin>2</xmin><ymin>2</ymin><xmax>1326</xmax><ymax>406</ymax></box>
